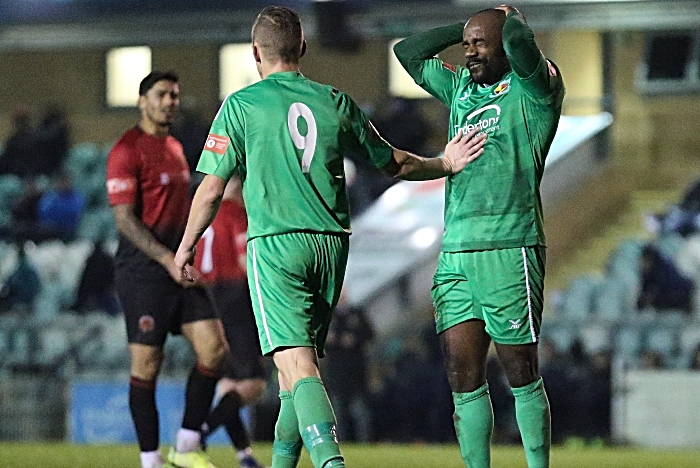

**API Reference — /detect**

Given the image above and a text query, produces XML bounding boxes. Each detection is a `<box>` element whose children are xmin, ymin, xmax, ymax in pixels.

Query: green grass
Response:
<box><xmin>1</xmin><ymin>442</ymin><xmax>700</xmax><ymax>467</ymax></box>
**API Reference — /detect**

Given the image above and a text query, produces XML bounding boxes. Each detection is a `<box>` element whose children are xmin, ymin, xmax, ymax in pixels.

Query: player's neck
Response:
<box><xmin>260</xmin><ymin>61</ymin><xmax>300</xmax><ymax>79</ymax></box>
<box><xmin>138</xmin><ymin>119</ymin><xmax>170</xmax><ymax>138</ymax></box>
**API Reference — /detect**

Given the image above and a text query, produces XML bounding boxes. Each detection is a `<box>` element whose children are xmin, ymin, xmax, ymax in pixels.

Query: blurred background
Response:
<box><xmin>0</xmin><ymin>0</ymin><xmax>699</xmax><ymax>452</ymax></box>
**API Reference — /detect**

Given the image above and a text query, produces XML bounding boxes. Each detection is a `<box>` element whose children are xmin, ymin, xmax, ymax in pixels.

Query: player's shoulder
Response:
<box><xmin>109</xmin><ymin>127</ymin><xmax>141</xmax><ymax>158</ymax></box>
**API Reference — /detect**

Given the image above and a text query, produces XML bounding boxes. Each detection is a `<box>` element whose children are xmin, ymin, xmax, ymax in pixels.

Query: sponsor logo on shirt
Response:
<box><xmin>489</xmin><ymin>78</ymin><xmax>511</xmax><ymax>98</ymax></box>
<box><xmin>106</xmin><ymin>177</ymin><xmax>136</xmax><ymax>194</ymax></box>
<box><xmin>204</xmin><ymin>134</ymin><xmax>230</xmax><ymax>155</ymax></box>
<box><xmin>454</xmin><ymin>104</ymin><xmax>501</xmax><ymax>136</ymax></box>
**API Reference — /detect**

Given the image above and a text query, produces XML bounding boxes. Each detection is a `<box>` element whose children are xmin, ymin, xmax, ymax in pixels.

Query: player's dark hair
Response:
<box><xmin>251</xmin><ymin>6</ymin><xmax>303</xmax><ymax>64</ymax></box>
<box><xmin>139</xmin><ymin>70</ymin><xmax>179</xmax><ymax>96</ymax></box>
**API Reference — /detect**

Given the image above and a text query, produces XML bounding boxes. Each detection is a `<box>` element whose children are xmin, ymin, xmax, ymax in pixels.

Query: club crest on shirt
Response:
<box><xmin>489</xmin><ymin>78</ymin><xmax>511</xmax><ymax>98</ymax></box>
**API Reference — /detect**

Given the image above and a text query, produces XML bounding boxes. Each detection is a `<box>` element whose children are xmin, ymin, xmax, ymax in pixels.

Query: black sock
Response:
<box><xmin>129</xmin><ymin>376</ymin><xmax>159</xmax><ymax>452</ymax></box>
<box><xmin>182</xmin><ymin>363</ymin><xmax>220</xmax><ymax>431</ymax></box>
<box><xmin>204</xmin><ymin>391</ymin><xmax>250</xmax><ymax>451</ymax></box>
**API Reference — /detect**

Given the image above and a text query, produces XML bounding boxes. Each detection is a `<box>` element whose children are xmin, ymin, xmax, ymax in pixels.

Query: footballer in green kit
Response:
<box><xmin>395</xmin><ymin>4</ymin><xmax>564</xmax><ymax>468</ymax></box>
<box><xmin>175</xmin><ymin>6</ymin><xmax>486</xmax><ymax>468</ymax></box>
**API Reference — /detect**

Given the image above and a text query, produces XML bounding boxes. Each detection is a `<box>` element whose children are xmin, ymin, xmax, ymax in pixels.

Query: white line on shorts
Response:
<box><xmin>251</xmin><ymin>239</ymin><xmax>273</xmax><ymax>350</ymax></box>
<box><xmin>521</xmin><ymin>247</ymin><xmax>537</xmax><ymax>343</ymax></box>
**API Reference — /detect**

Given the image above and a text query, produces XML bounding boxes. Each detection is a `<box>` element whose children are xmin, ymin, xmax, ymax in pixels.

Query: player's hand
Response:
<box><xmin>172</xmin><ymin>247</ymin><xmax>199</xmax><ymax>286</ymax></box>
<box><xmin>443</xmin><ymin>128</ymin><xmax>487</xmax><ymax>174</ymax></box>
<box><xmin>495</xmin><ymin>4</ymin><xmax>518</xmax><ymax>15</ymax></box>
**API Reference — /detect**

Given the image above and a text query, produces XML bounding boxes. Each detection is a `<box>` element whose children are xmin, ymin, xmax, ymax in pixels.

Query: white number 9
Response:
<box><xmin>287</xmin><ymin>102</ymin><xmax>317</xmax><ymax>173</ymax></box>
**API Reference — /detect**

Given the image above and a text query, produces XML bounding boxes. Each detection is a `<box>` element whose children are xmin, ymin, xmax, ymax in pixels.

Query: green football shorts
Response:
<box><xmin>247</xmin><ymin>232</ymin><xmax>349</xmax><ymax>357</ymax></box>
<box><xmin>431</xmin><ymin>246</ymin><xmax>546</xmax><ymax>345</ymax></box>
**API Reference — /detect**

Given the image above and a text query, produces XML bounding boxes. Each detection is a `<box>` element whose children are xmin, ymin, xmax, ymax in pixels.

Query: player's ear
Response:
<box><xmin>300</xmin><ymin>40</ymin><xmax>307</xmax><ymax>59</ymax></box>
<box><xmin>137</xmin><ymin>94</ymin><xmax>146</xmax><ymax>111</ymax></box>
<box><xmin>252</xmin><ymin>43</ymin><xmax>262</xmax><ymax>64</ymax></box>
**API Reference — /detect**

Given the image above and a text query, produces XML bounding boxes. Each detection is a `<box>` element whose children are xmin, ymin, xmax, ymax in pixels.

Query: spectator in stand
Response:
<box><xmin>0</xmin><ymin>178</ymin><xmax>44</xmax><ymax>242</ymax></box>
<box><xmin>0</xmin><ymin>108</ymin><xmax>33</xmax><ymax>178</ymax></box>
<box><xmin>648</xmin><ymin>177</ymin><xmax>700</xmax><ymax>237</ymax></box>
<box><xmin>32</xmin><ymin>104</ymin><xmax>70</xmax><ymax>178</ymax></box>
<box><xmin>323</xmin><ymin>291</ymin><xmax>375</xmax><ymax>442</ymax></box>
<box><xmin>0</xmin><ymin>241</ymin><xmax>40</xmax><ymax>314</ymax></box>
<box><xmin>36</xmin><ymin>171</ymin><xmax>85</xmax><ymax>242</ymax></box>
<box><xmin>637</xmin><ymin>244</ymin><xmax>694</xmax><ymax>313</ymax></box>
<box><xmin>639</xmin><ymin>350</ymin><xmax>665</xmax><ymax>370</ymax></box>
<box><xmin>72</xmin><ymin>240</ymin><xmax>121</xmax><ymax>316</ymax></box>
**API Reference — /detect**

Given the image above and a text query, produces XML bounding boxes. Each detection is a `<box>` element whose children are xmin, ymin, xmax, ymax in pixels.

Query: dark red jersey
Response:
<box><xmin>106</xmin><ymin>126</ymin><xmax>191</xmax><ymax>276</ymax></box>
<box><xmin>194</xmin><ymin>199</ymin><xmax>248</xmax><ymax>283</ymax></box>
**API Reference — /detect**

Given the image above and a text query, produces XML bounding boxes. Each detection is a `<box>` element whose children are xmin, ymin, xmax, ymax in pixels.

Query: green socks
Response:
<box><xmin>293</xmin><ymin>377</ymin><xmax>344</xmax><ymax>468</ymax></box>
<box><xmin>452</xmin><ymin>383</ymin><xmax>494</xmax><ymax>468</ymax></box>
<box><xmin>512</xmin><ymin>378</ymin><xmax>551</xmax><ymax>468</ymax></box>
<box><xmin>271</xmin><ymin>391</ymin><xmax>302</xmax><ymax>468</ymax></box>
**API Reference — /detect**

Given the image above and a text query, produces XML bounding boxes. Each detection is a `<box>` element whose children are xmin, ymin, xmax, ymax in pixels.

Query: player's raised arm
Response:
<box><xmin>382</xmin><ymin>128</ymin><xmax>486</xmax><ymax>181</ymax></box>
<box><xmin>393</xmin><ymin>23</ymin><xmax>464</xmax><ymax>104</ymax></box>
<box><xmin>497</xmin><ymin>4</ymin><xmax>559</xmax><ymax>97</ymax></box>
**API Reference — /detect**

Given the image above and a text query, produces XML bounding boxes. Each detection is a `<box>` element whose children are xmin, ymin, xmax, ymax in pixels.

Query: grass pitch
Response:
<box><xmin>2</xmin><ymin>442</ymin><xmax>699</xmax><ymax>467</ymax></box>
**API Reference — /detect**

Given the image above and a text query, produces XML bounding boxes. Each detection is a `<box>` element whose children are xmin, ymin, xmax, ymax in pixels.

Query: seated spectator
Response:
<box><xmin>32</xmin><ymin>104</ymin><xmax>70</xmax><ymax>178</ymax></box>
<box><xmin>0</xmin><ymin>242</ymin><xmax>40</xmax><ymax>313</ymax></box>
<box><xmin>637</xmin><ymin>244</ymin><xmax>694</xmax><ymax>313</ymax></box>
<box><xmin>72</xmin><ymin>240</ymin><xmax>121</xmax><ymax>316</ymax></box>
<box><xmin>35</xmin><ymin>171</ymin><xmax>85</xmax><ymax>242</ymax></box>
<box><xmin>0</xmin><ymin>108</ymin><xmax>33</xmax><ymax>178</ymax></box>
<box><xmin>4</xmin><ymin>178</ymin><xmax>45</xmax><ymax>241</ymax></box>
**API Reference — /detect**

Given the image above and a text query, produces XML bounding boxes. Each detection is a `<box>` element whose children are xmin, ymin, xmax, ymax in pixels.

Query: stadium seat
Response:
<box><xmin>578</xmin><ymin>324</ymin><xmax>612</xmax><ymax>354</ymax></box>
<box><xmin>540</xmin><ymin>324</ymin><xmax>575</xmax><ymax>352</ymax></box>
<box><xmin>77</xmin><ymin>207</ymin><xmax>117</xmax><ymax>242</ymax></box>
<box><xmin>35</xmin><ymin>327</ymin><xmax>71</xmax><ymax>366</ymax></box>
<box><xmin>0</xmin><ymin>174</ymin><xmax>24</xmax><ymax>210</ymax></box>
<box><xmin>614</xmin><ymin>326</ymin><xmax>644</xmax><ymax>361</ymax></box>
<box><xmin>558</xmin><ymin>275</ymin><xmax>601</xmax><ymax>321</ymax></box>
<box><xmin>593</xmin><ymin>277</ymin><xmax>631</xmax><ymax>321</ymax></box>
<box><xmin>645</xmin><ymin>327</ymin><xmax>678</xmax><ymax>358</ymax></box>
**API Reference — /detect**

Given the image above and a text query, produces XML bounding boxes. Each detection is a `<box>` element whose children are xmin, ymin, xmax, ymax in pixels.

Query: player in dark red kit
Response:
<box><xmin>193</xmin><ymin>176</ymin><xmax>268</xmax><ymax>468</ymax></box>
<box><xmin>107</xmin><ymin>70</ymin><xmax>227</xmax><ymax>468</ymax></box>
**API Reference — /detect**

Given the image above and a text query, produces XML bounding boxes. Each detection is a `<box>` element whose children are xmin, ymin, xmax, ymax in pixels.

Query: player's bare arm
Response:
<box><xmin>382</xmin><ymin>127</ymin><xmax>486</xmax><ymax>181</ymax></box>
<box><xmin>175</xmin><ymin>174</ymin><xmax>227</xmax><ymax>279</ymax></box>
<box><xmin>111</xmin><ymin>203</ymin><xmax>193</xmax><ymax>286</ymax></box>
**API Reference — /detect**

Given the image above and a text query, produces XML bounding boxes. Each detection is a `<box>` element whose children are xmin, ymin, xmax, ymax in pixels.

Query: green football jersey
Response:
<box><xmin>395</xmin><ymin>12</ymin><xmax>565</xmax><ymax>252</ymax></box>
<box><xmin>197</xmin><ymin>71</ymin><xmax>393</xmax><ymax>240</ymax></box>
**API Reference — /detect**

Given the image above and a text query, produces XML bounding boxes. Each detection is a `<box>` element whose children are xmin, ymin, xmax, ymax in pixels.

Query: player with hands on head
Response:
<box><xmin>106</xmin><ymin>70</ymin><xmax>227</xmax><ymax>468</ymax></box>
<box><xmin>176</xmin><ymin>6</ymin><xmax>484</xmax><ymax>468</ymax></box>
<box><xmin>395</xmin><ymin>4</ymin><xmax>564</xmax><ymax>468</ymax></box>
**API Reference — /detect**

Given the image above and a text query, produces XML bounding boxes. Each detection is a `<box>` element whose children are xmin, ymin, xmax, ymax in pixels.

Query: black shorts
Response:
<box><xmin>209</xmin><ymin>280</ymin><xmax>265</xmax><ymax>381</ymax></box>
<box><xmin>116</xmin><ymin>270</ymin><xmax>219</xmax><ymax>346</ymax></box>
